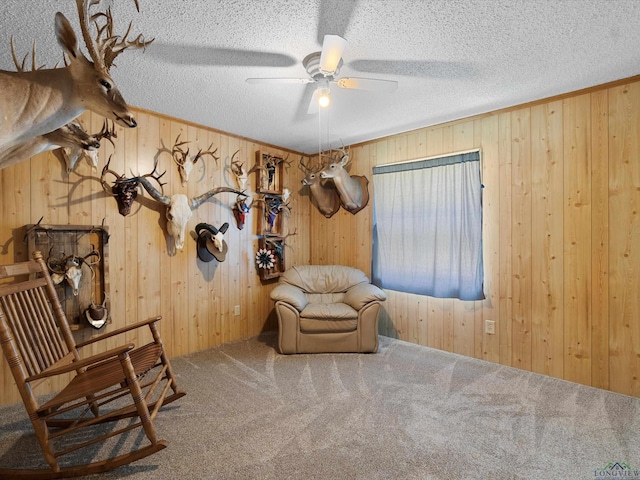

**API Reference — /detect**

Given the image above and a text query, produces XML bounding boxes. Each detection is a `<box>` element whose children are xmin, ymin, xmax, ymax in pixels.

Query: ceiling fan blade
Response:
<box><xmin>349</xmin><ymin>59</ymin><xmax>476</xmax><ymax>79</ymax></box>
<box><xmin>319</xmin><ymin>35</ymin><xmax>347</xmax><ymax>74</ymax></box>
<box><xmin>317</xmin><ymin>0</ymin><xmax>357</xmax><ymax>43</ymax></box>
<box><xmin>147</xmin><ymin>43</ymin><xmax>297</xmax><ymax>67</ymax></box>
<box><xmin>334</xmin><ymin>77</ymin><xmax>398</xmax><ymax>93</ymax></box>
<box><xmin>307</xmin><ymin>89</ymin><xmax>320</xmax><ymax>115</ymax></box>
<box><xmin>246</xmin><ymin>78</ymin><xmax>315</xmax><ymax>85</ymax></box>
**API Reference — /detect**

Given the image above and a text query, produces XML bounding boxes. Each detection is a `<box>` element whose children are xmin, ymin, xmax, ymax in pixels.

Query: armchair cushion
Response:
<box><xmin>279</xmin><ymin>265</ymin><xmax>369</xmax><ymax>294</ymax></box>
<box><xmin>300</xmin><ymin>302</ymin><xmax>358</xmax><ymax>319</ymax></box>
<box><xmin>343</xmin><ymin>283</ymin><xmax>387</xmax><ymax>311</ymax></box>
<box><xmin>270</xmin><ymin>284</ymin><xmax>308</xmax><ymax>311</ymax></box>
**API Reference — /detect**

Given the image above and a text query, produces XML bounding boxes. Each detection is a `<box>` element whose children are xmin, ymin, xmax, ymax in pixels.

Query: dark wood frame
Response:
<box><xmin>26</xmin><ymin>224</ymin><xmax>110</xmax><ymax>330</ymax></box>
<box><xmin>258</xmin><ymin>194</ymin><xmax>286</xmax><ymax>236</ymax></box>
<box><xmin>255</xmin><ymin>150</ymin><xmax>284</xmax><ymax>194</ymax></box>
<box><xmin>257</xmin><ymin>236</ymin><xmax>285</xmax><ymax>281</ymax></box>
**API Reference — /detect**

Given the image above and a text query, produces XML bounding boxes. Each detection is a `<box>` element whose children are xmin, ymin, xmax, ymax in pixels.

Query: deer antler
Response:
<box><xmin>10</xmin><ymin>38</ymin><xmax>42</xmax><ymax>72</ymax></box>
<box><xmin>193</xmin><ymin>143</ymin><xmax>219</xmax><ymax>165</ymax></box>
<box><xmin>46</xmin><ymin>248</ymin><xmax>67</xmax><ymax>275</ymax></box>
<box><xmin>100</xmin><ymin>155</ymin><xmax>125</xmax><ymax>196</ymax></box>
<box><xmin>95</xmin><ymin>119</ymin><xmax>117</xmax><ymax>147</ymax></box>
<box><xmin>171</xmin><ymin>134</ymin><xmax>191</xmax><ymax>166</ymax></box>
<box><xmin>299</xmin><ymin>156</ymin><xmax>324</xmax><ymax>174</ymax></box>
<box><xmin>75</xmin><ymin>0</ymin><xmax>153</xmax><ymax>72</ymax></box>
<box><xmin>230</xmin><ymin>150</ymin><xmax>244</xmax><ymax>176</ymax></box>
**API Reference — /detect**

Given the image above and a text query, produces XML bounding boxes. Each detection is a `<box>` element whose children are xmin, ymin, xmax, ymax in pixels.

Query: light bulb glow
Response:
<box><xmin>318</xmin><ymin>93</ymin><xmax>330</xmax><ymax>108</ymax></box>
<box><xmin>317</xmin><ymin>86</ymin><xmax>331</xmax><ymax>108</ymax></box>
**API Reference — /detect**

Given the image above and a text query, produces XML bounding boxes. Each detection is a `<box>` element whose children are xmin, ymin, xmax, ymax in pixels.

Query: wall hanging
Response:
<box><xmin>25</xmin><ymin>223</ymin><xmax>110</xmax><ymax>330</ymax></box>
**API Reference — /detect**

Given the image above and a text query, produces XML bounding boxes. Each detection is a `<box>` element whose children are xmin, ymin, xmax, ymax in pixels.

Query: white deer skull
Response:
<box><xmin>230</xmin><ymin>150</ymin><xmax>249</xmax><ymax>190</ymax></box>
<box><xmin>47</xmin><ymin>251</ymin><xmax>99</xmax><ymax>296</ymax></box>
<box><xmin>137</xmin><ymin>175</ymin><xmax>242</xmax><ymax>251</ymax></box>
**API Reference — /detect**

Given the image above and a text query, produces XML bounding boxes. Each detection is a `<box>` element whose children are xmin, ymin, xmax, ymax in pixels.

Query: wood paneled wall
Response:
<box><xmin>0</xmin><ymin>109</ymin><xmax>310</xmax><ymax>406</ymax></box>
<box><xmin>309</xmin><ymin>78</ymin><xmax>640</xmax><ymax>398</ymax></box>
<box><xmin>1</xmin><ymin>77</ymin><xmax>638</xmax><ymax>405</ymax></box>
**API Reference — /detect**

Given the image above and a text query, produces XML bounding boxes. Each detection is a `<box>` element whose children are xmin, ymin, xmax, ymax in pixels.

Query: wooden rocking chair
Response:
<box><xmin>0</xmin><ymin>251</ymin><xmax>185</xmax><ymax>479</ymax></box>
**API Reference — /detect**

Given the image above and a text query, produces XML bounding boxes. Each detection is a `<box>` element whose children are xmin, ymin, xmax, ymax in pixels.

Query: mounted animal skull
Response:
<box><xmin>195</xmin><ymin>222</ymin><xmax>229</xmax><ymax>262</ymax></box>
<box><xmin>232</xmin><ymin>193</ymin><xmax>253</xmax><ymax>230</ymax></box>
<box><xmin>47</xmin><ymin>249</ymin><xmax>100</xmax><ymax>296</ymax></box>
<box><xmin>101</xmin><ymin>156</ymin><xmax>156</xmax><ymax>216</ymax></box>
<box><xmin>0</xmin><ymin>0</ymin><xmax>152</xmax><ymax>169</ymax></box>
<box><xmin>257</xmin><ymin>194</ymin><xmax>290</xmax><ymax>233</ymax></box>
<box><xmin>169</xmin><ymin>134</ymin><xmax>219</xmax><ymax>186</ymax></box>
<box><xmin>230</xmin><ymin>150</ymin><xmax>249</xmax><ymax>190</ymax></box>
<box><xmin>136</xmin><ymin>165</ymin><xmax>242</xmax><ymax>250</ymax></box>
<box><xmin>320</xmin><ymin>147</ymin><xmax>369</xmax><ymax>214</ymax></box>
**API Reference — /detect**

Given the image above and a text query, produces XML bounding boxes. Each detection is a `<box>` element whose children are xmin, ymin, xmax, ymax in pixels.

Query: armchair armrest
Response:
<box><xmin>270</xmin><ymin>284</ymin><xmax>308</xmax><ymax>311</ymax></box>
<box><xmin>26</xmin><ymin>344</ymin><xmax>135</xmax><ymax>381</ymax></box>
<box><xmin>75</xmin><ymin>316</ymin><xmax>162</xmax><ymax>349</ymax></box>
<box><xmin>343</xmin><ymin>283</ymin><xmax>387</xmax><ymax>310</ymax></box>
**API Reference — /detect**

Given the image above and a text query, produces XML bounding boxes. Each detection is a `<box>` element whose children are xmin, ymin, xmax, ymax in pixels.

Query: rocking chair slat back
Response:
<box><xmin>0</xmin><ymin>251</ymin><xmax>185</xmax><ymax>478</ymax></box>
<box><xmin>0</xmin><ymin>261</ymin><xmax>73</xmax><ymax>379</ymax></box>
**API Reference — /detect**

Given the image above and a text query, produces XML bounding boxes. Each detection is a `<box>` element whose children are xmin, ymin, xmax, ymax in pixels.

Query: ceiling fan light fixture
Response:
<box><xmin>318</xmin><ymin>88</ymin><xmax>331</xmax><ymax>108</ymax></box>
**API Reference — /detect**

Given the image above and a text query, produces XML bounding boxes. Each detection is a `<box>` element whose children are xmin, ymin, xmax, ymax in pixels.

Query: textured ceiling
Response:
<box><xmin>1</xmin><ymin>0</ymin><xmax>640</xmax><ymax>154</ymax></box>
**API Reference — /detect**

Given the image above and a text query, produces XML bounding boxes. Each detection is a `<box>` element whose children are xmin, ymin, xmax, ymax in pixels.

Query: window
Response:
<box><xmin>371</xmin><ymin>150</ymin><xmax>484</xmax><ymax>300</ymax></box>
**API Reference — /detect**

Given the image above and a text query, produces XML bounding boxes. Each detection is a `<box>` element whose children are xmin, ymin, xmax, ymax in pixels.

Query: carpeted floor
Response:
<box><xmin>1</xmin><ymin>332</ymin><xmax>639</xmax><ymax>479</ymax></box>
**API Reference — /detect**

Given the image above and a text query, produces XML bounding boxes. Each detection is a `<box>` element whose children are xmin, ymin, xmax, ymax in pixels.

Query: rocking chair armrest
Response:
<box><xmin>26</xmin><ymin>343</ymin><xmax>135</xmax><ymax>382</ymax></box>
<box><xmin>75</xmin><ymin>316</ymin><xmax>163</xmax><ymax>349</ymax></box>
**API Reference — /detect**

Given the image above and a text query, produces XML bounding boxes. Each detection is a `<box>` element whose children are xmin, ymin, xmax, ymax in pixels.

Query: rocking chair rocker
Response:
<box><xmin>0</xmin><ymin>251</ymin><xmax>185</xmax><ymax>479</ymax></box>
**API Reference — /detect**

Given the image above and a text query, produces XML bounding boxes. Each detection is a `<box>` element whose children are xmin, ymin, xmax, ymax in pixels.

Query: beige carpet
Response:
<box><xmin>1</xmin><ymin>332</ymin><xmax>639</xmax><ymax>479</ymax></box>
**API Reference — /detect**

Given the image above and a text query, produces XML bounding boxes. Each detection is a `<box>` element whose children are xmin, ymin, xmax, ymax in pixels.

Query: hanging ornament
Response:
<box><xmin>255</xmin><ymin>248</ymin><xmax>275</xmax><ymax>269</ymax></box>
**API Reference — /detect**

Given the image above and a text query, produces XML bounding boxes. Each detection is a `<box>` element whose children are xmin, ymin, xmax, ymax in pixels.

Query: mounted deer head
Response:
<box><xmin>0</xmin><ymin>0</ymin><xmax>152</xmax><ymax>169</ymax></box>
<box><xmin>47</xmin><ymin>248</ymin><xmax>100</xmax><ymax>296</ymax></box>
<box><xmin>168</xmin><ymin>134</ymin><xmax>219</xmax><ymax>186</ymax></box>
<box><xmin>320</xmin><ymin>147</ymin><xmax>369</xmax><ymax>214</ymax></box>
<box><xmin>299</xmin><ymin>156</ymin><xmax>340</xmax><ymax>218</ymax></box>
<box><xmin>135</xmin><ymin>163</ymin><xmax>242</xmax><ymax>251</ymax></box>
<box><xmin>0</xmin><ymin>119</ymin><xmax>102</xmax><ymax>171</ymax></box>
<box><xmin>0</xmin><ymin>39</ymin><xmax>103</xmax><ymax>169</ymax></box>
<box><xmin>62</xmin><ymin>119</ymin><xmax>117</xmax><ymax>173</ymax></box>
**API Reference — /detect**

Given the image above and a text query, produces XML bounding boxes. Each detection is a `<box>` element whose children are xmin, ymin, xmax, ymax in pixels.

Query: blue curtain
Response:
<box><xmin>371</xmin><ymin>151</ymin><xmax>484</xmax><ymax>300</ymax></box>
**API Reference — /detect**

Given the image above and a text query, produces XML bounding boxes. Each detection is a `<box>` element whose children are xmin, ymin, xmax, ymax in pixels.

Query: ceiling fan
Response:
<box><xmin>246</xmin><ymin>35</ymin><xmax>398</xmax><ymax>114</ymax></box>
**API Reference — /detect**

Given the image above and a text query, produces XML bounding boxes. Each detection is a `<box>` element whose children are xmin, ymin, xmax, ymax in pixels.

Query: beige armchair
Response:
<box><xmin>270</xmin><ymin>265</ymin><xmax>387</xmax><ymax>354</ymax></box>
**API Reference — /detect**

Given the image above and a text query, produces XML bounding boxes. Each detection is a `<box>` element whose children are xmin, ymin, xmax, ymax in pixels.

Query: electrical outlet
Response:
<box><xmin>485</xmin><ymin>320</ymin><xmax>495</xmax><ymax>335</ymax></box>
<box><xmin>234</xmin><ymin>305</ymin><xmax>241</xmax><ymax>316</ymax></box>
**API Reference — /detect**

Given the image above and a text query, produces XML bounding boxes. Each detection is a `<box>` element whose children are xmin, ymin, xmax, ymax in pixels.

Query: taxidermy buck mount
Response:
<box><xmin>134</xmin><ymin>161</ymin><xmax>243</xmax><ymax>252</ymax></box>
<box><xmin>0</xmin><ymin>40</ymin><xmax>104</xmax><ymax>169</ymax></box>
<box><xmin>61</xmin><ymin>119</ymin><xmax>117</xmax><ymax>173</ymax></box>
<box><xmin>320</xmin><ymin>147</ymin><xmax>369</xmax><ymax>214</ymax></box>
<box><xmin>299</xmin><ymin>156</ymin><xmax>340</xmax><ymax>218</ymax></box>
<box><xmin>0</xmin><ymin>0</ymin><xmax>152</xmax><ymax>170</ymax></box>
